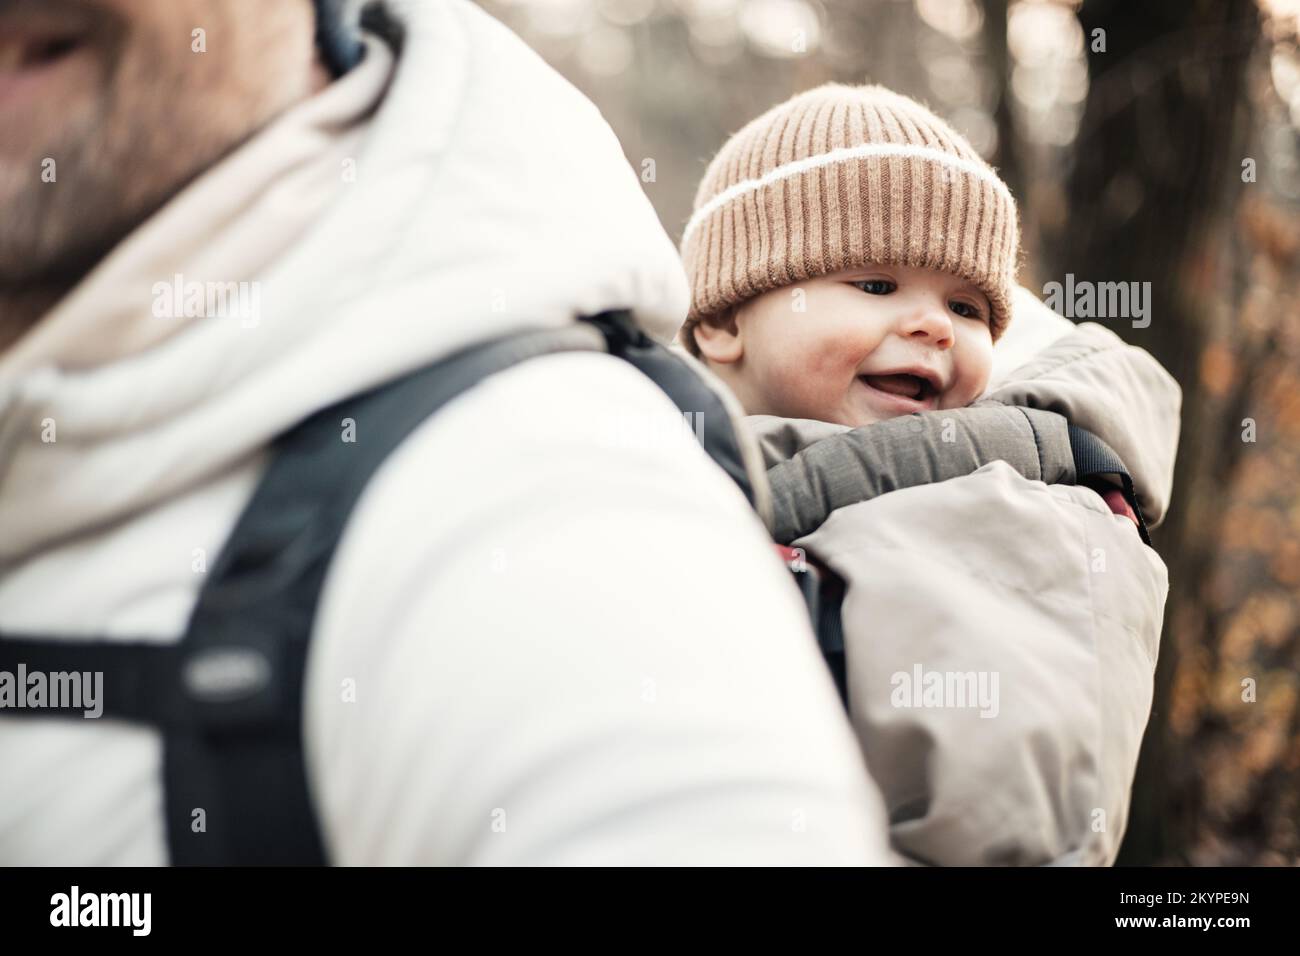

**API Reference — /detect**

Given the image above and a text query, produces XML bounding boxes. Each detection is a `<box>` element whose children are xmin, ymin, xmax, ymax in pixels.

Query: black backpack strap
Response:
<box><xmin>0</xmin><ymin>321</ymin><xmax>606</xmax><ymax>864</ymax></box>
<box><xmin>1066</xmin><ymin>424</ymin><xmax>1152</xmax><ymax>546</ymax></box>
<box><xmin>586</xmin><ymin>311</ymin><xmax>757</xmax><ymax>508</ymax></box>
<box><xmin>0</xmin><ymin>311</ymin><xmax>761</xmax><ymax>864</ymax></box>
<box><xmin>797</xmin><ymin>567</ymin><xmax>848</xmax><ymax>713</ymax></box>
<box><xmin>0</xmin><ymin>639</ymin><xmax>186</xmax><ymax>722</ymax></box>
<box><xmin>817</xmin><ymin>582</ymin><xmax>848</xmax><ymax>713</ymax></box>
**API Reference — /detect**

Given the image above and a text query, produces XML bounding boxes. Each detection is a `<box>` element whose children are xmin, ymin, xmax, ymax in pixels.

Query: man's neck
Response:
<box><xmin>0</xmin><ymin>285</ymin><xmax>67</xmax><ymax>356</ymax></box>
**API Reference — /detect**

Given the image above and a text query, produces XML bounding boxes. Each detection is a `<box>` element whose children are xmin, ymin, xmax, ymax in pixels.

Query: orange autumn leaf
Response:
<box><xmin>1200</xmin><ymin>342</ymin><xmax>1238</xmax><ymax>397</ymax></box>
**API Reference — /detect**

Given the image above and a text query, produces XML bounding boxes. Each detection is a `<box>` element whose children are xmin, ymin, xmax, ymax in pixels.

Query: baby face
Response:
<box><xmin>695</xmin><ymin>262</ymin><xmax>994</xmax><ymax>428</ymax></box>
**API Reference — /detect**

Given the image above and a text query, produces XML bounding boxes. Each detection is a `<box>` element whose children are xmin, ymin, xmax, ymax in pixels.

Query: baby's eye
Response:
<box><xmin>948</xmin><ymin>299</ymin><xmax>986</xmax><ymax>321</ymax></box>
<box><xmin>851</xmin><ymin>279</ymin><xmax>896</xmax><ymax>295</ymax></box>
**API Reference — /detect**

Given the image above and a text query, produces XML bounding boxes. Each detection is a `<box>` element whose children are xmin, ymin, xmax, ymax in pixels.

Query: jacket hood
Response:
<box><xmin>0</xmin><ymin>0</ymin><xmax>690</xmax><ymax>560</ymax></box>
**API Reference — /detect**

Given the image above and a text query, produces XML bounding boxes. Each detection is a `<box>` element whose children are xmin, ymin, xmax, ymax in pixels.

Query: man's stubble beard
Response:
<box><xmin>0</xmin><ymin>1</ymin><xmax>323</xmax><ymax>352</ymax></box>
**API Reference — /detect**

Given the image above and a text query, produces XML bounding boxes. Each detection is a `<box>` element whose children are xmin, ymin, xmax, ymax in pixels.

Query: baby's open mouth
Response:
<box><xmin>858</xmin><ymin>373</ymin><xmax>936</xmax><ymax>401</ymax></box>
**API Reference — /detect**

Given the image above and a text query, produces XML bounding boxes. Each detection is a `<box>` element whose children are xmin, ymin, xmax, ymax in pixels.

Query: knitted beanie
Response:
<box><xmin>680</xmin><ymin>83</ymin><xmax>1019</xmax><ymax>347</ymax></box>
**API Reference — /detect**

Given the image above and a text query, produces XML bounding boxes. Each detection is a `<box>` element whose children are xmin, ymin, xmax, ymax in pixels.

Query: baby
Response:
<box><xmin>678</xmin><ymin>83</ymin><xmax>1017</xmax><ymax>427</ymax></box>
<box><xmin>674</xmin><ymin>83</ymin><xmax>1176</xmax><ymax>867</ymax></box>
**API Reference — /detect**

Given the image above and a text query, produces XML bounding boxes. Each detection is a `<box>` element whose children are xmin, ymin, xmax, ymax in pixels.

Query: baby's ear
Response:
<box><xmin>693</xmin><ymin>306</ymin><xmax>744</xmax><ymax>365</ymax></box>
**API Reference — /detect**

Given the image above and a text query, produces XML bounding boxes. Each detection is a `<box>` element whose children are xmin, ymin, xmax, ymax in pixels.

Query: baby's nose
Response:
<box><xmin>902</xmin><ymin>308</ymin><xmax>955</xmax><ymax>347</ymax></box>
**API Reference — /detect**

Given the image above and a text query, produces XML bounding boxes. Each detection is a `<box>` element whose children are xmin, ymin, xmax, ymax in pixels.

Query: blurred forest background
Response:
<box><xmin>479</xmin><ymin>0</ymin><xmax>1300</xmax><ymax>865</ymax></box>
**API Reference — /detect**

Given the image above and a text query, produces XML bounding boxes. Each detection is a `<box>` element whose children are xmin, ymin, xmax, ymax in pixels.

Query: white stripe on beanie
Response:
<box><xmin>681</xmin><ymin>141</ymin><xmax>1013</xmax><ymax>245</ymax></box>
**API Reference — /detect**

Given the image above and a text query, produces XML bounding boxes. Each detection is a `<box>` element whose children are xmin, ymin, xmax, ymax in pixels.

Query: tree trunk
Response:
<box><xmin>1053</xmin><ymin>0</ymin><xmax>1269</xmax><ymax>864</ymax></box>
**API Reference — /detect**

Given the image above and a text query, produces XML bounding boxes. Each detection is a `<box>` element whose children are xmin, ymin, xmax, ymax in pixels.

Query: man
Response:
<box><xmin>0</xmin><ymin>0</ymin><xmax>889</xmax><ymax>864</ymax></box>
